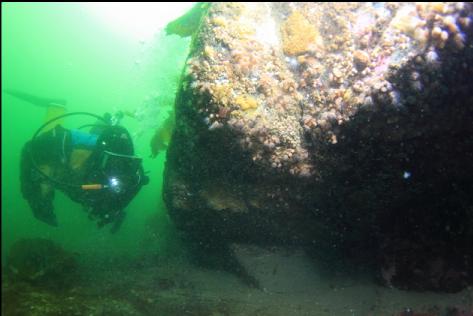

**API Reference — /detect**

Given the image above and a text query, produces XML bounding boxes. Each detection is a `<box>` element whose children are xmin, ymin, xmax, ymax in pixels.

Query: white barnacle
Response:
<box><xmin>285</xmin><ymin>56</ymin><xmax>299</xmax><ymax>71</ymax></box>
<box><xmin>208</xmin><ymin>121</ymin><xmax>223</xmax><ymax>130</ymax></box>
<box><xmin>389</xmin><ymin>90</ymin><xmax>403</xmax><ymax>108</ymax></box>
<box><xmin>425</xmin><ymin>49</ymin><xmax>440</xmax><ymax>66</ymax></box>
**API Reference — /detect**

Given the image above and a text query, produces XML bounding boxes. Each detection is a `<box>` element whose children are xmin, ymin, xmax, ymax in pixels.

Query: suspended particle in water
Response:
<box><xmin>403</xmin><ymin>171</ymin><xmax>411</xmax><ymax>179</ymax></box>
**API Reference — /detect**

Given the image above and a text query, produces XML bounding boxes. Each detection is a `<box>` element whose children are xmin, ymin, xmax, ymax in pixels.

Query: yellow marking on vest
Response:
<box><xmin>69</xmin><ymin>149</ymin><xmax>92</xmax><ymax>171</ymax></box>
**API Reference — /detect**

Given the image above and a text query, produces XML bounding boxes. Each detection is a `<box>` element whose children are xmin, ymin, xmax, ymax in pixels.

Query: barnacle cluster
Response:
<box><xmin>180</xmin><ymin>2</ymin><xmax>472</xmax><ymax>177</ymax></box>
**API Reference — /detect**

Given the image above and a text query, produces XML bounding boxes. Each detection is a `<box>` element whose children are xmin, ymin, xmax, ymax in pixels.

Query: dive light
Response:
<box><xmin>81</xmin><ymin>176</ymin><xmax>122</xmax><ymax>193</ymax></box>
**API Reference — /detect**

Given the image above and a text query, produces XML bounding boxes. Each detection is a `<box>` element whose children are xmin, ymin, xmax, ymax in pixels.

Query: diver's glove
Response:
<box><xmin>31</xmin><ymin>201</ymin><xmax>58</xmax><ymax>227</ymax></box>
<box><xmin>102</xmin><ymin>111</ymin><xmax>124</xmax><ymax>126</ymax></box>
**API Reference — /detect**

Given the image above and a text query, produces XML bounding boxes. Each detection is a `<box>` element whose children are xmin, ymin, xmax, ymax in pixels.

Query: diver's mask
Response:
<box><xmin>81</xmin><ymin>125</ymin><xmax>149</xmax><ymax>193</ymax></box>
<box><xmin>99</xmin><ymin>150</ymin><xmax>149</xmax><ymax>194</ymax></box>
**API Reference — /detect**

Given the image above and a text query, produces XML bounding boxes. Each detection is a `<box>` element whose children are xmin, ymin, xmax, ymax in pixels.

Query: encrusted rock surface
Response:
<box><xmin>164</xmin><ymin>2</ymin><xmax>473</xmax><ymax>292</ymax></box>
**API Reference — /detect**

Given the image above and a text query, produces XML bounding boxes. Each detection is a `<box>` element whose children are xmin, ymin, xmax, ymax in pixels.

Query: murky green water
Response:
<box><xmin>2</xmin><ymin>3</ymin><xmax>472</xmax><ymax>315</ymax></box>
<box><xmin>2</xmin><ymin>2</ymin><xmax>192</xmax><ymax>263</ymax></box>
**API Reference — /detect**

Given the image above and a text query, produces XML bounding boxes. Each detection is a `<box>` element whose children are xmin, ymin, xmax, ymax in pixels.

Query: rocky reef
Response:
<box><xmin>5</xmin><ymin>238</ymin><xmax>78</xmax><ymax>290</ymax></box>
<box><xmin>163</xmin><ymin>2</ymin><xmax>473</xmax><ymax>292</ymax></box>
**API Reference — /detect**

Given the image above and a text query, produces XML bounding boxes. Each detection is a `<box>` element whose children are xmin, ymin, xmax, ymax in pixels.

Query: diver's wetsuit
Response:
<box><xmin>20</xmin><ymin>124</ymin><xmax>148</xmax><ymax>232</ymax></box>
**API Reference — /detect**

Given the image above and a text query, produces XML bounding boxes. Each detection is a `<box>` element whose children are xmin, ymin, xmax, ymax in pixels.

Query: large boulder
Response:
<box><xmin>163</xmin><ymin>2</ymin><xmax>473</xmax><ymax>292</ymax></box>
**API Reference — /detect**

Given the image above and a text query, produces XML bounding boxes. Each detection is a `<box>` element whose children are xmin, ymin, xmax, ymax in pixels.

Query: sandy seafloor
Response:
<box><xmin>3</xmin><ymin>251</ymin><xmax>472</xmax><ymax>316</ymax></box>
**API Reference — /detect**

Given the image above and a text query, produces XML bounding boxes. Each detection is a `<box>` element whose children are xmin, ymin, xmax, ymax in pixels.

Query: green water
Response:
<box><xmin>1</xmin><ymin>3</ymin><xmax>192</xmax><ymax>264</ymax></box>
<box><xmin>2</xmin><ymin>3</ymin><xmax>472</xmax><ymax>315</ymax></box>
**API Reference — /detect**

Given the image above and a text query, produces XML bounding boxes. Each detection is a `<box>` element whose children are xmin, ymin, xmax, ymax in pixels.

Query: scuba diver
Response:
<box><xmin>5</xmin><ymin>89</ymin><xmax>149</xmax><ymax>233</ymax></box>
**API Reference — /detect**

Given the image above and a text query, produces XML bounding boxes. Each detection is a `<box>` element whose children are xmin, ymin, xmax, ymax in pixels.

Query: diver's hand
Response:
<box><xmin>95</xmin><ymin>209</ymin><xmax>125</xmax><ymax>233</ymax></box>
<box><xmin>32</xmin><ymin>202</ymin><xmax>58</xmax><ymax>227</ymax></box>
<box><xmin>110</xmin><ymin>211</ymin><xmax>126</xmax><ymax>234</ymax></box>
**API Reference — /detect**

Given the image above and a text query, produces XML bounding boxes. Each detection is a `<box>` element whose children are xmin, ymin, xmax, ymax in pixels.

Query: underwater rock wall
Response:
<box><xmin>164</xmin><ymin>2</ymin><xmax>473</xmax><ymax>291</ymax></box>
